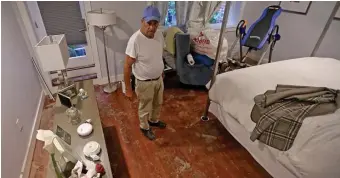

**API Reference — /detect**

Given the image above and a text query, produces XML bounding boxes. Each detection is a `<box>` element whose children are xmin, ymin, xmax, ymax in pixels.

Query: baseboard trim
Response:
<box><xmin>93</xmin><ymin>74</ymin><xmax>124</xmax><ymax>85</ymax></box>
<box><xmin>20</xmin><ymin>90</ymin><xmax>45</xmax><ymax>178</ymax></box>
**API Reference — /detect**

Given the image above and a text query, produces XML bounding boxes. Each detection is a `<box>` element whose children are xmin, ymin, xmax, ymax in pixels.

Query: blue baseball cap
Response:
<box><xmin>143</xmin><ymin>6</ymin><xmax>161</xmax><ymax>23</ymax></box>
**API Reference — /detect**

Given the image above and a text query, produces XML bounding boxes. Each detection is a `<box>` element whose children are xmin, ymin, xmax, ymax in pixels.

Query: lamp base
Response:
<box><xmin>104</xmin><ymin>83</ymin><xmax>117</xmax><ymax>93</ymax></box>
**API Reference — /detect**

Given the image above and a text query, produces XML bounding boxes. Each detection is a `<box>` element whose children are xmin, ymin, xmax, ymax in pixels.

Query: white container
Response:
<box><xmin>187</xmin><ymin>53</ymin><xmax>195</xmax><ymax>66</ymax></box>
<box><xmin>121</xmin><ymin>81</ymin><xmax>126</xmax><ymax>94</ymax></box>
<box><xmin>35</xmin><ymin>34</ymin><xmax>70</xmax><ymax>72</ymax></box>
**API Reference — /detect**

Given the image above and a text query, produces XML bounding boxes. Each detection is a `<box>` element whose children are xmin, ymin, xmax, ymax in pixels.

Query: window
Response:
<box><xmin>164</xmin><ymin>1</ymin><xmax>176</xmax><ymax>27</ymax></box>
<box><xmin>164</xmin><ymin>1</ymin><xmax>244</xmax><ymax>29</ymax></box>
<box><xmin>209</xmin><ymin>1</ymin><xmax>244</xmax><ymax>29</ymax></box>
<box><xmin>37</xmin><ymin>1</ymin><xmax>88</xmax><ymax>58</ymax></box>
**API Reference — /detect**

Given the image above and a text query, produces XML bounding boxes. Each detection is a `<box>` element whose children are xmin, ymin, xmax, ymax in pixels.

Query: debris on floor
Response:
<box><xmin>186</xmin><ymin>119</ymin><xmax>201</xmax><ymax>128</ymax></box>
<box><xmin>195</xmin><ymin>132</ymin><xmax>201</xmax><ymax>138</ymax></box>
<box><xmin>217</xmin><ymin>144</ymin><xmax>226</xmax><ymax>149</ymax></box>
<box><xmin>120</xmin><ymin>127</ymin><xmax>130</xmax><ymax>143</ymax></box>
<box><xmin>193</xmin><ymin>170</ymin><xmax>207</xmax><ymax>178</ymax></box>
<box><xmin>167</xmin><ymin>126</ymin><xmax>176</xmax><ymax>132</ymax></box>
<box><xmin>194</xmin><ymin>132</ymin><xmax>218</xmax><ymax>144</ymax></box>
<box><xmin>174</xmin><ymin>156</ymin><xmax>191</xmax><ymax>174</ymax></box>
<box><xmin>155</xmin><ymin>138</ymin><xmax>165</xmax><ymax>145</ymax></box>
<box><xmin>202</xmin><ymin>134</ymin><xmax>217</xmax><ymax>144</ymax></box>
<box><xmin>201</xmin><ymin>134</ymin><xmax>217</xmax><ymax>140</ymax></box>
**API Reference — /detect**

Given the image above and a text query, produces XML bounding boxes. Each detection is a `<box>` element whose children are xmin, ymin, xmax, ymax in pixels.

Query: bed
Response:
<box><xmin>208</xmin><ymin>57</ymin><xmax>340</xmax><ymax>178</ymax></box>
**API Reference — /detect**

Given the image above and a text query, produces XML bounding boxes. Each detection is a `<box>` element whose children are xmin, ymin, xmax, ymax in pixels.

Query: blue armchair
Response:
<box><xmin>174</xmin><ymin>33</ymin><xmax>213</xmax><ymax>86</ymax></box>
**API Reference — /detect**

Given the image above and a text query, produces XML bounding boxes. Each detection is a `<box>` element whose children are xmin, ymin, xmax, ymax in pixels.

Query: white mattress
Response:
<box><xmin>208</xmin><ymin>57</ymin><xmax>340</xmax><ymax>178</ymax></box>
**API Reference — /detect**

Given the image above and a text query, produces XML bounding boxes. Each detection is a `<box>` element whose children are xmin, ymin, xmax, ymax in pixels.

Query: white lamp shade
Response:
<box><xmin>87</xmin><ymin>9</ymin><xmax>116</xmax><ymax>26</ymax></box>
<box><xmin>35</xmin><ymin>34</ymin><xmax>69</xmax><ymax>72</ymax></box>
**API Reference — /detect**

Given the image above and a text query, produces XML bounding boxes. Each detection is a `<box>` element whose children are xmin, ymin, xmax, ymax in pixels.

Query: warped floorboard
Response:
<box><xmin>94</xmin><ymin>83</ymin><xmax>271</xmax><ymax>178</ymax></box>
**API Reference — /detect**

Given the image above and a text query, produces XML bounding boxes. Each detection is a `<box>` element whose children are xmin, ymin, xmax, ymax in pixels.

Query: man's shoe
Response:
<box><xmin>140</xmin><ymin>128</ymin><xmax>156</xmax><ymax>140</ymax></box>
<box><xmin>148</xmin><ymin>120</ymin><xmax>167</xmax><ymax>129</ymax></box>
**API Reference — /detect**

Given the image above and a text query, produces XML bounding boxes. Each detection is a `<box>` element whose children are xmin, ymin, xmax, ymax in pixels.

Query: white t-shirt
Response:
<box><xmin>125</xmin><ymin>29</ymin><xmax>165</xmax><ymax>80</ymax></box>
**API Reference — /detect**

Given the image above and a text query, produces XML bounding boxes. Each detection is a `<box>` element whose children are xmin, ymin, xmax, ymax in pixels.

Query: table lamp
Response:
<box><xmin>87</xmin><ymin>8</ymin><xmax>117</xmax><ymax>93</ymax></box>
<box><xmin>35</xmin><ymin>34</ymin><xmax>71</xmax><ymax>88</ymax></box>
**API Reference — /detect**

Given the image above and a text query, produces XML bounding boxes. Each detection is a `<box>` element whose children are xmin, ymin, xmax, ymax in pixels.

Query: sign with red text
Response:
<box><xmin>190</xmin><ymin>28</ymin><xmax>228</xmax><ymax>60</ymax></box>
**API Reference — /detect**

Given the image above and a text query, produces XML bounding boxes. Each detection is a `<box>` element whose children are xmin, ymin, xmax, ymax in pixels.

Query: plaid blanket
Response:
<box><xmin>250</xmin><ymin>85</ymin><xmax>340</xmax><ymax>151</ymax></box>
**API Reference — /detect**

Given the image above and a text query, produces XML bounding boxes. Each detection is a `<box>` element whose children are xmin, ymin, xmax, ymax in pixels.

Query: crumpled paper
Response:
<box><xmin>36</xmin><ymin>130</ymin><xmax>65</xmax><ymax>154</ymax></box>
<box><xmin>37</xmin><ymin>130</ymin><xmax>100</xmax><ymax>178</ymax></box>
<box><xmin>69</xmin><ymin>161</ymin><xmax>83</xmax><ymax>178</ymax></box>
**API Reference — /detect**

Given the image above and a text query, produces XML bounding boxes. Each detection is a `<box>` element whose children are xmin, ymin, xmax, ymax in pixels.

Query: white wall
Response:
<box><xmin>91</xmin><ymin>1</ymin><xmax>147</xmax><ymax>79</ymax></box>
<box><xmin>241</xmin><ymin>1</ymin><xmax>337</xmax><ymax>61</ymax></box>
<box><xmin>1</xmin><ymin>2</ymin><xmax>43</xmax><ymax>178</ymax></box>
<box><xmin>315</xmin><ymin>20</ymin><xmax>340</xmax><ymax>59</ymax></box>
<box><xmin>26</xmin><ymin>1</ymin><xmax>47</xmax><ymax>41</ymax></box>
<box><xmin>15</xmin><ymin>2</ymin><xmax>56</xmax><ymax>95</ymax></box>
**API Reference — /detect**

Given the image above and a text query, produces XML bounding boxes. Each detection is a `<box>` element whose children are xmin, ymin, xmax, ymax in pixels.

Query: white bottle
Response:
<box><xmin>187</xmin><ymin>53</ymin><xmax>195</xmax><ymax>66</ymax></box>
<box><xmin>121</xmin><ymin>81</ymin><xmax>126</xmax><ymax>94</ymax></box>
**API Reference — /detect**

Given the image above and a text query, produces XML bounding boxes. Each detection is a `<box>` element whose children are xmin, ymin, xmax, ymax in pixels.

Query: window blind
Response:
<box><xmin>38</xmin><ymin>1</ymin><xmax>87</xmax><ymax>45</ymax></box>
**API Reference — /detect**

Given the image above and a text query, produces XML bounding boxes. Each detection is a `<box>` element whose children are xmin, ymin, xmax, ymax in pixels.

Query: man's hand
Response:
<box><xmin>162</xmin><ymin>72</ymin><xmax>165</xmax><ymax>79</ymax></box>
<box><xmin>125</xmin><ymin>87</ymin><xmax>133</xmax><ymax>100</ymax></box>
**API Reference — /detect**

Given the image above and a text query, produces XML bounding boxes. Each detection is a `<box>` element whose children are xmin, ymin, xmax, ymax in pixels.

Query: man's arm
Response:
<box><xmin>124</xmin><ymin>55</ymin><xmax>136</xmax><ymax>98</ymax></box>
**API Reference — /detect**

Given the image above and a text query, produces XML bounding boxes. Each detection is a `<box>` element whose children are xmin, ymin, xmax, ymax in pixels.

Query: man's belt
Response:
<box><xmin>137</xmin><ymin>77</ymin><xmax>160</xmax><ymax>82</ymax></box>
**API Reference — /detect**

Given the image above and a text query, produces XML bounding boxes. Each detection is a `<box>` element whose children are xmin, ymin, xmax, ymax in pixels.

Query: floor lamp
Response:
<box><xmin>87</xmin><ymin>8</ymin><xmax>117</xmax><ymax>93</ymax></box>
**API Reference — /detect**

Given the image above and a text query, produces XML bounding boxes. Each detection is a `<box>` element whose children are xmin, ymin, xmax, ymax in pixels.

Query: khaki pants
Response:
<box><xmin>135</xmin><ymin>77</ymin><xmax>164</xmax><ymax>130</ymax></box>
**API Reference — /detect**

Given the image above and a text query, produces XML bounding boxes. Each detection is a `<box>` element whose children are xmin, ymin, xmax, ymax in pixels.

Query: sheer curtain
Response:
<box><xmin>186</xmin><ymin>1</ymin><xmax>222</xmax><ymax>29</ymax></box>
<box><xmin>175</xmin><ymin>1</ymin><xmax>194</xmax><ymax>30</ymax></box>
<box><xmin>147</xmin><ymin>1</ymin><xmax>225</xmax><ymax>30</ymax></box>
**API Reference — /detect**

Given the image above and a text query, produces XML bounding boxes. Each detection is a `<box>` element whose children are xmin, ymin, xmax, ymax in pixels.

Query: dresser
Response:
<box><xmin>46</xmin><ymin>80</ymin><xmax>113</xmax><ymax>178</ymax></box>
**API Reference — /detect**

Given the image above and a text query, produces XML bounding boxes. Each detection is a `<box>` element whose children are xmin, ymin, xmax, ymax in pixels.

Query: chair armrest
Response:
<box><xmin>175</xmin><ymin>33</ymin><xmax>190</xmax><ymax>74</ymax></box>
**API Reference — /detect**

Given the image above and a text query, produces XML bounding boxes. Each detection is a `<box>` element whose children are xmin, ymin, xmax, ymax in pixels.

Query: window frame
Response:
<box><xmin>207</xmin><ymin>1</ymin><xmax>247</xmax><ymax>32</ymax></box>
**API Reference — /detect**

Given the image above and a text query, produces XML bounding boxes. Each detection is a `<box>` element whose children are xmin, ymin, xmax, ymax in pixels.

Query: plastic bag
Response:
<box><xmin>36</xmin><ymin>130</ymin><xmax>78</xmax><ymax>178</ymax></box>
<box><xmin>189</xmin><ymin>28</ymin><xmax>228</xmax><ymax>60</ymax></box>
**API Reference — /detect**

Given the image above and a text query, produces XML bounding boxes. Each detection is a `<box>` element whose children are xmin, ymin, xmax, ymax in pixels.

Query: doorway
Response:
<box><xmin>26</xmin><ymin>1</ymin><xmax>100</xmax><ymax>83</ymax></box>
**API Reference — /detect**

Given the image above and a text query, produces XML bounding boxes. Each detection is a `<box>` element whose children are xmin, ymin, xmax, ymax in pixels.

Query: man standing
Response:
<box><xmin>124</xmin><ymin>6</ymin><xmax>167</xmax><ymax>140</ymax></box>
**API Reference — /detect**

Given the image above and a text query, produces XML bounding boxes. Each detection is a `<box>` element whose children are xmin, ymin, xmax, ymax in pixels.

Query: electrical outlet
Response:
<box><xmin>16</xmin><ymin>118</ymin><xmax>24</xmax><ymax>132</ymax></box>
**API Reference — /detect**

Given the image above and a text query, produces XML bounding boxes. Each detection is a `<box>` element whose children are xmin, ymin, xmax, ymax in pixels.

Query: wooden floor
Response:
<box><xmin>29</xmin><ymin>78</ymin><xmax>271</xmax><ymax>178</ymax></box>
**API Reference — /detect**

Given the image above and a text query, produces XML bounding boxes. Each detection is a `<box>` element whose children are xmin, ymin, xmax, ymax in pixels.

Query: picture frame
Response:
<box><xmin>56</xmin><ymin>125</ymin><xmax>72</xmax><ymax>145</ymax></box>
<box><xmin>58</xmin><ymin>83</ymin><xmax>78</xmax><ymax>108</ymax></box>
<box><xmin>279</xmin><ymin>1</ymin><xmax>312</xmax><ymax>15</ymax></box>
<box><xmin>59</xmin><ymin>83</ymin><xmax>77</xmax><ymax>98</ymax></box>
<box><xmin>334</xmin><ymin>6</ymin><xmax>340</xmax><ymax>20</ymax></box>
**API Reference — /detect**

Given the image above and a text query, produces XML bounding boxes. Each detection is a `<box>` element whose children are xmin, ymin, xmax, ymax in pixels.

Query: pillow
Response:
<box><xmin>165</xmin><ymin>26</ymin><xmax>184</xmax><ymax>56</ymax></box>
